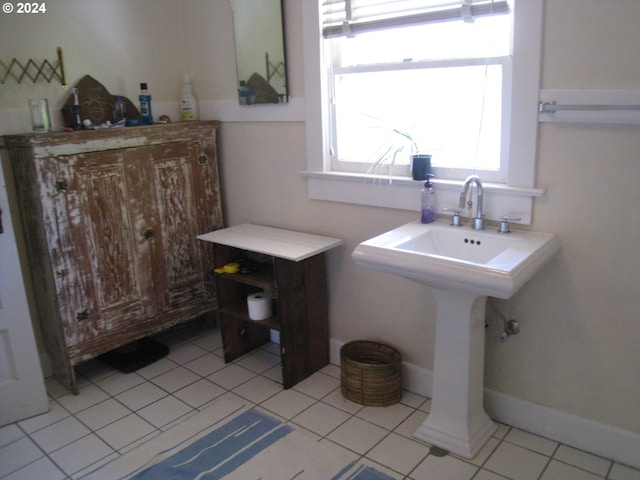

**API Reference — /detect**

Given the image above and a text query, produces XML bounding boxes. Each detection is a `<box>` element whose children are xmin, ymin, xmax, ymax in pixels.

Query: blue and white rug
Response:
<box><xmin>80</xmin><ymin>399</ymin><xmax>395</xmax><ymax>479</ymax></box>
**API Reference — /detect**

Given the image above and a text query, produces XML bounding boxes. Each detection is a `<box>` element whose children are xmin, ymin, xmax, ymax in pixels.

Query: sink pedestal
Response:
<box><xmin>352</xmin><ymin>220</ymin><xmax>559</xmax><ymax>457</ymax></box>
<box><xmin>414</xmin><ymin>289</ymin><xmax>496</xmax><ymax>459</ymax></box>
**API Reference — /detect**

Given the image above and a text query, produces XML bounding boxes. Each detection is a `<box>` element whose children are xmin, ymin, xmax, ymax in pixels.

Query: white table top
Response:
<box><xmin>197</xmin><ymin>224</ymin><xmax>343</xmax><ymax>262</ymax></box>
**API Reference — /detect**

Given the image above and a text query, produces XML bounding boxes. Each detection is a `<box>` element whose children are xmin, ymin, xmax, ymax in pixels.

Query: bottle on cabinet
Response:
<box><xmin>113</xmin><ymin>96</ymin><xmax>126</xmax><ymax>123</ymax></box>
<box><xmin>180</xmin><ymin>74</ymin><xmax>199</xmax><ymax>121</ymax></box>
<box><xmin>139</xmin><ymin>83</ymin><xmax>154</xmax><ymax>125</ymax></box>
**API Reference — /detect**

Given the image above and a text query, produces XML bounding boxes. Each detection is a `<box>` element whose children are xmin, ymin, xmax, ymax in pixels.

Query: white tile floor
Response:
<box><xmin>1</xmin><ymin>318</ymin><xmax>639</xmax><ymax>480</ymax></box>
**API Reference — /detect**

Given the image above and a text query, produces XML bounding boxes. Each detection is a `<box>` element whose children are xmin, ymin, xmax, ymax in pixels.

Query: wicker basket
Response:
<box><xmin>340</xmin><ymin>340</ymin><xmax>401</xmax><ymax>406</ymax></box>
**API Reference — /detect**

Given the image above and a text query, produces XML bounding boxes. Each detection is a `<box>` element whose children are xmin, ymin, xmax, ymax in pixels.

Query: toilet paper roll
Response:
<box><xmin>247</xmin><ymin>292</ymin><xmax>272</xmax><ymax>321</ymax></box>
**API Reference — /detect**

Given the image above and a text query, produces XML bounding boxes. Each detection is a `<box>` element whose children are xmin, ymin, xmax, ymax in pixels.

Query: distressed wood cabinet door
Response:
<box><xmin>45</xmin><ymin>139</ymin><xmax>221</xmax><ymax>357</ymax></box>
<box><xmin>45</xmin><ymin>148</ymin><xmax>154</xmax><ymax>351</ymax></box>
<box><xmin>146</xmin><ymin>138</ymin><xmax>219</xmax><ymax>313</ymax></box>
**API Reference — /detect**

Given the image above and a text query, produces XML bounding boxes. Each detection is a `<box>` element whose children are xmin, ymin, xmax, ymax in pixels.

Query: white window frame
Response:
<box><xmin>301</xmin><ymin>0</ymin><xmax>545</xmax><ymax>224</ymax></box>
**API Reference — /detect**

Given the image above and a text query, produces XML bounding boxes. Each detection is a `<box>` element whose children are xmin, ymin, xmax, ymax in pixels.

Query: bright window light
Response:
<box><xmin>326</xmin><ymin>11</ymin><xmax>512</xmax><ymax>181</ymax></box>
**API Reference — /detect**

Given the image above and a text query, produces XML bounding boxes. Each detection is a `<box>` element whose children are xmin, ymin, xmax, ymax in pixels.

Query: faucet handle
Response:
<box><xmin>498</xmin><ymin>216</ymin><xmax>522</xmax><ymax>234</ymax></box>
<box><xmin>443</xmin><ymin>207</ymin><xmax>463</xmax><ymax>227</ymax></box>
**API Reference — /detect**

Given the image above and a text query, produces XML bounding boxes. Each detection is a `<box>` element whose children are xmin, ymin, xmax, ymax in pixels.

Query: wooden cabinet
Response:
<box><xmin>198</xmin><ymin>224</ymin><xmax>342</xmax><ymax>388</ymax></box>
<box><xmin>2</xmin><ymin>121</ymin><xmax>223</xmax><ymax>393</ymax></box>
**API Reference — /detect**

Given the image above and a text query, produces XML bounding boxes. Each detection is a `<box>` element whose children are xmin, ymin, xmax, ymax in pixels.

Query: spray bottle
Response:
<box><xmin>180</xmin><ymin>74</ymin><xmax>199</xmax><ymax>121</ymax></box>
<box><xmin>421</xmin><ymin>174</ymin><xmax>436</xmax><ymax>224</ymax></box>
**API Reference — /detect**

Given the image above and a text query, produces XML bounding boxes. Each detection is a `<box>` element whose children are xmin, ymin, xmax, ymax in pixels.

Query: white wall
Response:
<box><xmin>1</xmin><ymin>0</ymin><xmax>639</xmax><ymax>466</ymax></box>
<box><xmin>501</xmin><ymin>0</ymin><xmax>640</xmax><ymax>433</ymax></box>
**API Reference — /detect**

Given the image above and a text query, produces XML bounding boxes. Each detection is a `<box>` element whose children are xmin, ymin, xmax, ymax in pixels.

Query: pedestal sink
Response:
<box><xmin>352</xmin><ymin>220</ymin><xmax>559</xmax><ymax>458</ymax></box>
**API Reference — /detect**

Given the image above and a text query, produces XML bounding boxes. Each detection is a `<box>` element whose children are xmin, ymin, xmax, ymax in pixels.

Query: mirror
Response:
<box><xmin>232</xmin><ymin>0</ymin><xmax>288</xmax><ymax>105</ymax></box>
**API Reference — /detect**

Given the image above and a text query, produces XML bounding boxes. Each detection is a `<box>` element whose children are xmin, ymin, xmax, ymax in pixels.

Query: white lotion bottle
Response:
<box><xmin>180</xmin><ymin>74</ymin><xmax>199</xmax><ymax>121</ymax></box>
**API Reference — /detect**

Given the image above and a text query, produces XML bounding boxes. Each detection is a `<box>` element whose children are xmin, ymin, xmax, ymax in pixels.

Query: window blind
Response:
<box><xmin>322</xmin><ymin>0</ymin><xmax>510</xmax><ymax>38</ymax></box>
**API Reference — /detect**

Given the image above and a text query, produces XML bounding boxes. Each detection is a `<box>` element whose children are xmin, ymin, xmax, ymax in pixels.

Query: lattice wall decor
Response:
<box><xmin>0</xmin><ymin>47</ymin><xmax>67</xmax><ymax>88</ymax></box>
<box><xmin>265</xmin><ymin>52</ymin><xmax>285</xmax><ymax>84</ymax></box>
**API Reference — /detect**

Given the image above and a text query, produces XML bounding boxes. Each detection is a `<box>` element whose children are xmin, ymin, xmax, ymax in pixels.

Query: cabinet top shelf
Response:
<box><xmin>1</xmin><ymin>121</ymin><xmax>220</xmax><ymax>153</ymax></box>
<box><xmin>197</xmin><ymin>223</ymin><xmax>342</xmax><ymax>262</ymax></box>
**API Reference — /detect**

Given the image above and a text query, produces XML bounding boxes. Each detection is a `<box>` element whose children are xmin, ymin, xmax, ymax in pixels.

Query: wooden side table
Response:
<box><xmin>198</xmin><ymin>224</ymin><xmax>342</xmax><ymax>388</ymax></box>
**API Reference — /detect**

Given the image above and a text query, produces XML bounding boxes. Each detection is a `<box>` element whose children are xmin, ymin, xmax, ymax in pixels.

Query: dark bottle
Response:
<box><xmin>113</xmin><ymin>96</ymin><xmax>126</xmax><ymax>123</ymax></box>
<box><xmin>139</xmin><ymin>83</ymin><xmax>154</xmax><ymax>125</ymax></box>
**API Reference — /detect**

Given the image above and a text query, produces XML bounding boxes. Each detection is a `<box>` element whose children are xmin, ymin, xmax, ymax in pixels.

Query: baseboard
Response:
<box><xmin>484</xmin><ymin>390</ymin><xmax>640</xmax><ymax>469</ymax></box>
<box><xmin>329</xmin><ymin>338</ymin><xmax>640</xmax><ymax>469</ymax></box>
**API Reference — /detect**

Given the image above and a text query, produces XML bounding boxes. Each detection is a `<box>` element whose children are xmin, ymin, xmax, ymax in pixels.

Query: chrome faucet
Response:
<box><xmin>459</xmin><ymin>175</ymin><xmax>484</xmax><ymax>230</ymax></box>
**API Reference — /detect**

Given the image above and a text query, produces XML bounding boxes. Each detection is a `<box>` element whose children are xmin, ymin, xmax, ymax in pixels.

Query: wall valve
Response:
<box><xmin>489</xmin><ymin>299</ymin><xmax>521</xmax><ymax>342</ymax></box>
<box><xmin>500</xmin><ymin>320</ymin><xmax>520</xmax><ymax>341</ymax></box>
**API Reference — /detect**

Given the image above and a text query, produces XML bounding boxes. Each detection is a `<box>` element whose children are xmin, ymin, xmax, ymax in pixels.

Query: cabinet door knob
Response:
<box><xmin>55</xmin><ymin>180</ymin><xmax>68</xmax><ymax>192</ymax></box>
<box><xmin>143</xmin><ymin>228</ymin><xmax>154</xmax><ymax>239</ymax></box>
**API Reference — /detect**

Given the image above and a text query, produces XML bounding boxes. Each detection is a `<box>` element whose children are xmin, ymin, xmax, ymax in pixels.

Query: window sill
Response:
<box><xmin>300</xmin><ymin>170</ymin><xmax>545</xmax><ymax>225</ymax></box>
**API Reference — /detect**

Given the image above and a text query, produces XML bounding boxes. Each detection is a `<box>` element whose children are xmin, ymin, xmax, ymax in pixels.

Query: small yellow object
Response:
<box><xmin>214</xmin><ymin>267</ymin><xmax>225</xmax><ymax>274</ymax></box>
<box><xmin>223</xmin><ymin>262</ymin><xmax>240</xmax><ymax>274</ymax></box>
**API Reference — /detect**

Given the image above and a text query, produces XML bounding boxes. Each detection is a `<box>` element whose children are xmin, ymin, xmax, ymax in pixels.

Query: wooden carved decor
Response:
<box><xmin>61</xmin><ymin>75</ymin><xmax>140</xmax><ymax>127</ymax></box>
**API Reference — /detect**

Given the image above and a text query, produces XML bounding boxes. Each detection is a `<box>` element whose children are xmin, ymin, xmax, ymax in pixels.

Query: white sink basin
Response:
<box><xmin>352</xmin><ymin>220</ymin><xmax>560</xmax><ymax>299</ymax></box>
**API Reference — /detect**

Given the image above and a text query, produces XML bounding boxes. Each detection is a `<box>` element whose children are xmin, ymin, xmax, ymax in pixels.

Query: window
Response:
<box><xmin>302</xmin><ymin>0</ymin><xmax>545</xmax><ymax>223</ymax></box>
<box><xmin>326</xmin><ymin>1</ymin><xmax>511</xmax><ymax>182</ymax></box>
